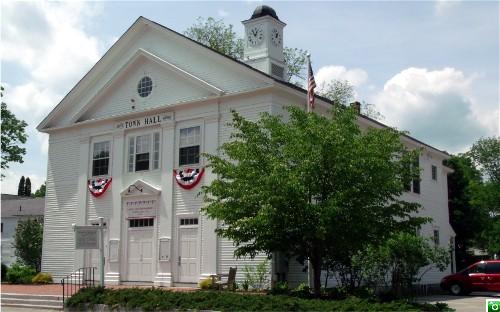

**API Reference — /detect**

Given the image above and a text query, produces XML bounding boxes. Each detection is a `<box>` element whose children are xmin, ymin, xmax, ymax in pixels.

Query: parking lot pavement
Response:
<box><xmin>417</xmin><ymin>292</ymin><xmax>500</xmax><ymax>312</ymax></box>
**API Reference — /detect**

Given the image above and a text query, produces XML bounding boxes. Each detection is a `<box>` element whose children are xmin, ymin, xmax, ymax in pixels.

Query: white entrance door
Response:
<box><xmin>127</xmin><ymin>228</ymin><xmax>153</xmax><ymax>281</ymax></box>
<box><xmin>178</xmin><ymin>227</ymin><xmax>198</xmax><ymax>283</ymax></box>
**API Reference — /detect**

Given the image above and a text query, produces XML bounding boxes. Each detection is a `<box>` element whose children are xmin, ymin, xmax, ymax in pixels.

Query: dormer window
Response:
<box><xmin>137</xmin><ymin>76</ymin><xmax>153</xmax><ymax>98</ymax></box>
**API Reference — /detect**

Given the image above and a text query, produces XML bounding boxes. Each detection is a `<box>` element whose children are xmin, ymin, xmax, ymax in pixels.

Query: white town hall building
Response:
<box><xmin>38</xmin><ymin>6</ymin><xmax>455</xmax><ymax>286</ymax></box>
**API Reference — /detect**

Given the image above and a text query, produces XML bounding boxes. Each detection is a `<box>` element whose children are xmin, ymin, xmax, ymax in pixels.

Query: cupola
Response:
<box><xmin>242</xmin><ymin>5</ymin><xmax>286</xmax><ymax>80</ymax></box>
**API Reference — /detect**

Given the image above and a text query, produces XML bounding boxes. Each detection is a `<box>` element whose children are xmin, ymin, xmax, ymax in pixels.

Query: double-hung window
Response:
<box><xmin>128</xmin><ymin>132</ymin><xmax>160</xmax><ymax>172</ymax></box>
<box><xmin>431</xmin><ymin>165</ymin><xmax>437</xmax><ymax>181</ymax></box>
<box><xmin>179</xmin><ymin>126</ymin><xmax>200</xmax><ymax>166</ymax></box>
<box><xmin>92</xmin><ymin>141</ymin><xmax>110</xmax><ymax>176</ymax></box>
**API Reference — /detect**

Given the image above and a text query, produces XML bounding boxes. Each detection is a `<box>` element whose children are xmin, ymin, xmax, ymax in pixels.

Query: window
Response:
<box><xmin>433</xmin><ymin>229</ymin><xmax>440</xmax><ymax>246</ymax></box>
<box><xmin>412</xmin><ymin>156</ymin><xmax>420</xmax><ymax>194</ymax></box>
<box><xmin>137</xmin><ymin>76</ymin><xmax>153</xmax><ymax>98</ymax></box>
<box><xmin>486</xmin><ymin>263</ymin><xmax>500</xmax><ymax>274</ymax></box>
<box><xmin>180</xmin><ymin>218</ymin><xmax>198</xmax><ymax>226</ymax></box>
<box><xmin>92</xmin><ymin>141</ymin><xmax>110</xmax><ymax>176</ymax></box>
<box><xmin>128</xmin><ymin>132</ymin><xmax>160</xmax><ymax>172</ymax></box>
<box><xmin>431</xmin><ymin>165</ymin><xmax>437</xmax><ymax>181</ymax></box>
<box><xmin>469</xmin><ymin>263</ymin><xmax>486</xmax><ymax>274</ymax></box>
<box><xmin>1</xmin><ymin>223</ymin><xmax>3</xmax><ymax>233</ymax></box>
<box><xmin>129</xmin><ymin>218</ymin><xmax>154</xmax><ymax>228</ymax></box>
<box><xmin>179</xmin><ymin>126</ymin><xmax>200</xmax><ymax>166</ymax></box>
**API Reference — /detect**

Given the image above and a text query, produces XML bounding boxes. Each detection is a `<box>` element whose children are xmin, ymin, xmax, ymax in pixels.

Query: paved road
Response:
<box><xmin>418</xmin><ymin>292</ymin><xmax>500</xmax><ymax>312</ymax></box>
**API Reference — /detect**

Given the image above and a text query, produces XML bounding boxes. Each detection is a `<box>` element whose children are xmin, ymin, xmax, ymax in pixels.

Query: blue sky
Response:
<box><xmin>1</xmin><ymin>1</ymin><xmax>499</xmax><ymax>194</ymax></box>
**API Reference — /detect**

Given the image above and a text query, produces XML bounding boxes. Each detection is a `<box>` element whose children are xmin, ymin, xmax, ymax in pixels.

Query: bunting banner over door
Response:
<box><xmin>174</xmin><ymin>168</ymin><xmax>204</xmax><ymax>190</ymax></box>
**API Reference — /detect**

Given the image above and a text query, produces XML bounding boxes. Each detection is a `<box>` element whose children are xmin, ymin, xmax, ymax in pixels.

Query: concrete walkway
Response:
<box><xmin>417</xmin><ymin>292</ymin><xmax>500</xmax><ymax>312</ymax></box>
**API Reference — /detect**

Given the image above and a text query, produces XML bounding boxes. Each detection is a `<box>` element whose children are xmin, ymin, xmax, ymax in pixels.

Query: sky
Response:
<box><xmin>1</xmin><ymin>0</ymin><xmax>499</xmax><ymax>194</ymax></box>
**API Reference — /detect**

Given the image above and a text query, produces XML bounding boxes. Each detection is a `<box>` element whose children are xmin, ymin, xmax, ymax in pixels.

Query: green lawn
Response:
<box><xmin>66</xmin><ymin>287</ymin><xmax>453</xmax><ymax>311</ymax></box>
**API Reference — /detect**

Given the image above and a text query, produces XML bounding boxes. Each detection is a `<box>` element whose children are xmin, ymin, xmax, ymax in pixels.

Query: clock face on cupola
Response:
<box><xmin>271</xmin><ymin>28</ymin><xmax>282</xmax><ymax>46</ymax></box>
<box><xmin>248</xmin><ymin>26</ymin><xmax>264</xmax><ymax>46</ymax></box>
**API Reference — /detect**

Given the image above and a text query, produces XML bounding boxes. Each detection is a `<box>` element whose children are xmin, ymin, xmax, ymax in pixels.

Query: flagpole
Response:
<box><xmin>306</xmin><ymin>53</ymin><xmax>311</xmax><ymax>113</ymax></box>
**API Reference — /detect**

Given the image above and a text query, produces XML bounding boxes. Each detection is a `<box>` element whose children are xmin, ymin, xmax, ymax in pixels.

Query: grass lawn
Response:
<box><xmin>66</xmin><ymin>287</ymin><xmax>453</xmax><ymax>311</ymax></box>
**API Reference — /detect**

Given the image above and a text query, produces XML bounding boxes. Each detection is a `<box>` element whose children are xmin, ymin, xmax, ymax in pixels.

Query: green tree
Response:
<box><xmin>184</xmin><ymin>17</ymin><xmax>308</xmax><ymax>83</ymax></box>
<box><xmin>184</xmin><ymin>17</ymin><xmax>244</xmax><ymax>60</ymax></box>
<box><xmin>202</xmin><ymin>105</ymin><xmax>425</xmax><ymax>296</ymax></box>
<box><xmin>468</xmin><ymin>136</ymin><xmax>500</xmax><ymax>183</ymax></box>
<box><xmin>468</xmin><ymin>136</ymin><xmax>500</xmax><ymax>255</ymax></box>
<box><xmin>18</xmin><ymin>176</ymin><xmax>26</xmax><ymax>196</ymax></box>
<box><xmin>1</xmin><ymin>86</ymin><xmax>28</xmax><ymax>178</ymax></box>
<box><xmin>318</xmin><ymin>79</ymin><xmax>355</xmax><ymax>106</ymax></box>
<box><xmin>353</xmin><ymin>232</ymin><xmax>449</xmax><ymax>298</ymax></box>
<box><xmin>445</xmin><ymin>155</ymin><xmax>486</xmax><ymax>269</ymax></box>
<box><xmin>34</xmin><ymin>182</ymin><xmax>46</xmax><ymax>197</ymax></box>
<box><xmin>13</xmin><ymin>218</ymin><xmax>44</xmax><ymax>272</ymax></box>
<box><xmin>25</xmin><ymin>177</ymin><xmax>32</xmax><ymax>197</ymax></box>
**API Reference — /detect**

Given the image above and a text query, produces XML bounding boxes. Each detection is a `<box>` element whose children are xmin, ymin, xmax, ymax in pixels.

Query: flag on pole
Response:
<box><xmin>307</xmin><ymin>57</ymin><xmax>316</xmax><ymax>111</ymax></box>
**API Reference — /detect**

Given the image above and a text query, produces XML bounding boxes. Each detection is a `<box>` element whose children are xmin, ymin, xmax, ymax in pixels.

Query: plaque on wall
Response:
<box><xmin>75</xmin><ymin>226</ymin><xmax>99</xmax><ymax>249</ymax></box>
<box><xmin>159</xmin><ymin>238</ymin><xmax>170</xmax><ymax>262</ymax></box>
<box><xmin>126</xmin><ymin>198</ymin><xmax>157</xmax><ymax>218</ymax></box>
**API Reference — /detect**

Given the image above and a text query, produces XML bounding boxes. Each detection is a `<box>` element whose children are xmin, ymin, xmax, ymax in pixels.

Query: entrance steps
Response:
<box><xmin>1</xmin><ymin>293</ymin><xmax>63</xmax><ymax>310</ymax></box>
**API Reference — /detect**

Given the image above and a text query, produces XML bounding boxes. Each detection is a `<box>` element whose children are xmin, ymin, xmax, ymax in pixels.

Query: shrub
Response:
<box><xmin>199</xmin><ymin>277</ymin><xmax>212</xmax><ymax>290</ymax></box>
<box><xmin>243</xmin><ymin>259</ymin><xmax>270</xmax><ymax>290</ymax></box>
<box><xmin>32</xmin><ymin>272</ymin><xmax>53</xmax><ymax>284</ymax></box>
<box><xmin>269</xmin><ymin>281</ymin><xmax>289</xmax><ymax>295</ymax></box>
<box><xmin>290</xmin><ymin>282</ymin><xmax>311</xmax><ymax>298</ymax></box>
<box><xmin>1</xmin><ymin>263</ymin><xmax>7</xmax><ymax>281</ymax></box>
<box><xmin>66</xmin><ymin>287</ymin><xmax>451</xmax><ymax>311</ymax></box>
<box><xmin>6</xmin><ymin>263</ymin><xmax>36</xmax><ymax>284</ymax></box>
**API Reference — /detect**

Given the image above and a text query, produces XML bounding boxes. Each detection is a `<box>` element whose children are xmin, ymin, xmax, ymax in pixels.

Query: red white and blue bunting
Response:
<box><xmin>88</xmin><ymin>178</ymin><xmax>112</xmax><ymax>197</ymax></box>
<box><xmin>174</xmin><ymin>168</ymin><xmax>204</xmax><ymax>190</ymax></box>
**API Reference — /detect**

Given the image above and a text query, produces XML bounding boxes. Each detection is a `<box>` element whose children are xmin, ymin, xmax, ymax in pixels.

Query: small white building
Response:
<box><xmin>1</xmin><ymin>194</ymin><xmax>45</xmax><ymax>266</ymax></box>
<box><xmin>38</xmin><ymin>6</ymin><xmax>455</xmax><ymax>286</ymax></box>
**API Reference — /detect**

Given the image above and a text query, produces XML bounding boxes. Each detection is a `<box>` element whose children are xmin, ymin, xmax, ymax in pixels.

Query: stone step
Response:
<box><xmin>1</xmin><ymin>297</ymin><xmax>63</xmax><ymax>307</ymax></box>
<box><xmin>1</xmin><ymin>292</ymin><xmax>63</xmax><ymax>301</ymax></box>
<box><xmin>1</xmin><ymin>303</ymin><xmax>63</xmax><ymax>310</ymax></box>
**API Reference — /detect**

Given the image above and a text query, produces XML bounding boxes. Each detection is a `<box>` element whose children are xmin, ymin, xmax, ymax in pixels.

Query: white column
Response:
<box><xmin>199</xmin><ymin>114</ymin><xmax>219</xmax><ymax>281</ymax></box>
<box><xmin>105</xmin><ymin>130</ymin><xmax>124</xmax><ymax>285</ymax></box>
<box><xmin>154</xmin><ymin>121</ymin><xmax>175</xmax><ymax>286</ymax></box>
<box><xmin>74</xmin><ymin>136</ymin><xmax>90</xmax><ymax>270</ymax></box>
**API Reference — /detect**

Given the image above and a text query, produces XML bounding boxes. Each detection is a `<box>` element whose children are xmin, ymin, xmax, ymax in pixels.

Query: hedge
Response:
<box><xmin>66</xmin><ymin>287</ymin><xmax>452</xmax><ymax>311</ymax></box>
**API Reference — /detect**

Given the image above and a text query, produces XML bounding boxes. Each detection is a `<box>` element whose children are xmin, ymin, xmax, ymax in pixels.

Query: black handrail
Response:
<box><xmin>61</xmin><ymin>267</ymin><xmax>96</xmax><ymax>304</ymax></box>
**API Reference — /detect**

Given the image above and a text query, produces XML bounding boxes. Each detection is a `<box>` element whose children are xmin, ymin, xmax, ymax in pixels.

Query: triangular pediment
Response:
<box><xmin>37</xmin><ymin>17</ymin><xmax>273</xmax><ymax>131</ymax></box>
<box><xmin>75</xmin><ymin>49</ymin><xmax>223</xmax><ymax>123</ymax></box>
<box><xmin>121</xmin><ymin>179</ymin><xmax>161</xmax><ymax>197</ymax></box>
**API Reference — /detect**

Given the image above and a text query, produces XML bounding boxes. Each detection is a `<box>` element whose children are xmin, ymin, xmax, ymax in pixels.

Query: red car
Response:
<box><xmin>440</xmin><ymin>260</ymin><xmax>500</xmax><ymax>295</ymax></box>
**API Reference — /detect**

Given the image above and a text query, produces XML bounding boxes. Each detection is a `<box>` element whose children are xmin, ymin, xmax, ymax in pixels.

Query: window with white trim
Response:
<box><xmin>92</xmin><ymin>141</ymin><xmax>110</xmax><ymax>176</ymax></box>
<box><xmin>431</xmin><ymin>165</ymin><xmax>437</xmax><ymax>181</ymax></box>
<box><xmin>180</xmin><ymin>218</ymin><xmax>198</xmax><ymax>226</ymax></box>
<box><xmin>179</xmin><ymin>126</ymin><xmax>200</xmax><ymax>166</ymax></box>
<box><xmin>128</xmin><ymin>132</ymin><xmax>160</xmax><ymax>172</ymax></box>
<box><xmin>433</xmin><ymin>229</ymin><xmax>440</xmax><ymax>246</ymax></box>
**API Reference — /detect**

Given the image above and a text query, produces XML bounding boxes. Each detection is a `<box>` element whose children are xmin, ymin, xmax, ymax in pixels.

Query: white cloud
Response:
<box><xmin>315</xmin><ymin>65</ymin><xmax>368</xmax><ymax>89</ymax></box>
<box><xmin>1</xmin><ymin>170</ymin><xmax>45</xmax><ymax>195</ymax></box>
<box><xmin>435</xmin><ymin>0</ymin><xmax>461</xmax><ymax>16</ymax></box>
<box><xmin>218</xmin><ymin>9</ymin><xmax>229</xmax><ymax>17</ymax></box>
<box><xmin>1</xmin><ymin>1</ymin><xmax>103</xmax><ymax>121</ymax></box>
<box><xmin>372</xmin><ymin>67</ymin><xmax>490</xmax><ymax>153</ymax></box>
<box><xmin>1</xmin><ymin>1</ymin><xmax>103</xmax><ymax>191</ymax></box>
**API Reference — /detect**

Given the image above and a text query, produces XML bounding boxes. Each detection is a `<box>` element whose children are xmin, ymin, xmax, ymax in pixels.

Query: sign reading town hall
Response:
<box><xmin>116</xmin><ymin>113</ymin><xmax>173</xmax><ymax>130</ymax></box>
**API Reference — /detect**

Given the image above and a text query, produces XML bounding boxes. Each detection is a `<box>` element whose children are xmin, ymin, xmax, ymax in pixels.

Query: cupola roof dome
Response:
<box><xmin>250</xmin><ymin>5</ymin><xmax>280</xmax><ymax>21</ymax></box>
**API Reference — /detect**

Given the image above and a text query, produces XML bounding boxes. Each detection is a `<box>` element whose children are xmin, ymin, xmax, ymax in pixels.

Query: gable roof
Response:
<box><xmin>37</xmin><ymin>16</ymin><xmax>449</xmax><ymax>158</ymax></box>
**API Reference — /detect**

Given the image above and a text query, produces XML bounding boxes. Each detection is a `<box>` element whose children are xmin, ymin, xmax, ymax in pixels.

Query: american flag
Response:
<box><xmin>307</xmin><ymin>60</ymin><xmax>316</xmax><ymax>110</ymax></box>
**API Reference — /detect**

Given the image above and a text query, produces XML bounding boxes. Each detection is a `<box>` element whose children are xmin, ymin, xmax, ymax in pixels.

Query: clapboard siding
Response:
<box><xmin>41</xmin><ymin>135</ymin><xmax>80</xmax><ymax>280</ymax></box>
<box><xmin>216</xmin><ymin>98</ymin><xmax>272</xmax><ymax>281</ymax></box>
<box><xmin>87</xmin><ymin>188</ymin><xmax>113</xmax><ymax>220</ymax></box>
<box><xmin>84</xmin><ymin>58</ymin><xmax>213</xmax><ymax>121</ymax></box>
